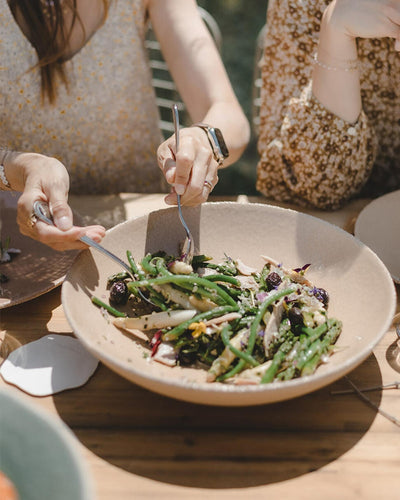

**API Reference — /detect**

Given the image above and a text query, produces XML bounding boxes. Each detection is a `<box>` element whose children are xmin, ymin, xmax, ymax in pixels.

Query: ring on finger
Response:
<box><xmin>204</xmin><ymin>180</ymin><xmax>213</xmax><ymax>191</ymax></box>
<box><xmin>27</xmin><ymin>212</ymin><xmax>38</xmax><ymax>228</ymax></box>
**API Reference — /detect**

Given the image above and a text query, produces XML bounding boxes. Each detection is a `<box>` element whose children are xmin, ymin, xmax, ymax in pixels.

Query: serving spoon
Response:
<box><xmin>33</xmin><ymin>200</ymin><xmax>155</xmax><ymax>305</ymax></box>
<box><xmin>172</xmin><ymin>104</ymin><xmax>194</xmax><ymax>265</ymax></box>
<box><xmin>33</xmin><ymin>200</ymin><xmax>133</xmax><ymax>274</ymax></box>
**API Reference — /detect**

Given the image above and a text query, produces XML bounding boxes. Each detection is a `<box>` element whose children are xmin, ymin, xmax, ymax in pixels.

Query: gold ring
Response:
<box><xmin>27</xmin><ymin>213</ymin><xmax>38</xmax><ymax>228</ymax></box>
<box><xmin>204</xmin><ymin>180</ymin><xmax>213</xmax><ymax>191</ymax></box>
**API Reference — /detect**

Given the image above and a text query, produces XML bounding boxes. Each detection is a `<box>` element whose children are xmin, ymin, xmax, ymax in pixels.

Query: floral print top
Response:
<box><xmin>0</xmin><ymin>0</ymin><xmax>165</xmax><ymax>194</ymax></box>
<box><xmin>256</xmin><ymin>0</ymin><xmax>400</xmax><ymax>209</ymax></box>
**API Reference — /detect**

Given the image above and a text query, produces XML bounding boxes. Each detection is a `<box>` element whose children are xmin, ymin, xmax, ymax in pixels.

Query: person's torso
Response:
<box><xmin>0</xmin><ymin>0</ymin><xmax>164</xmax><ymax>194</ymax></box>
<box><xmin>260</xmin><ymin>0</ymin><xmax>400</xmax><ymax>197</ymax></box>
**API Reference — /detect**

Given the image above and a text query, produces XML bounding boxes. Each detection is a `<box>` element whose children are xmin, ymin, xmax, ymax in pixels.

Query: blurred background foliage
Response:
<box><xmin>197</xmin><ymin>0</ymin><xmax>268</xmax><ymax>196</ymax></box>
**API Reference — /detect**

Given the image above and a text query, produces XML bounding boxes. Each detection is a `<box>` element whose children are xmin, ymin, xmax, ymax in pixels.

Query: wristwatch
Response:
<box><xmin>192</xmin><ymin>123</ymin><xmax>229</xmax><ymax>166</ymax></box>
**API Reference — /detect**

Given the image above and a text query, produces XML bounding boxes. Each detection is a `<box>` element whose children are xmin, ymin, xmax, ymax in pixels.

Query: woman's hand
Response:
<box><xmin>157</xmin><ymin>126</ymin><xmax>218</xmax><ymax>206</ymax></box>
<box><xmin>5</xmin><ymin>152</ymin><xmax>106</xmax><ymax>251</ymax></box>
<box><xmin>324</xmin><ymin>0</ymin><xmax>400</xmax><ymax>47</ymax></box>
<box><xmin>313</xmin><ymin>0</ymin><xmax>400</xmax><ymax>122</ymax></box>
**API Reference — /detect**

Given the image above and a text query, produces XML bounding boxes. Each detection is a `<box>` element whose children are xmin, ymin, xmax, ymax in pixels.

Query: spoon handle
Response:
<box><xmin>33</xmin><ymin>201</ymin><xmax>132</xmax><ymax>275</ymax></box>
<box><xmin>79</xmin><ymin>235</ymin><xmax>132</xmax><ymax>275</ymax></box>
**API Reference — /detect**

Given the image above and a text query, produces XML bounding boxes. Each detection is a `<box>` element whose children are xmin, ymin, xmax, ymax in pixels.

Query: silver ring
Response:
<box><xmin>204</xmin><ymin>180</ymin><xmax>213</xmax><ymax>191</ymax></box>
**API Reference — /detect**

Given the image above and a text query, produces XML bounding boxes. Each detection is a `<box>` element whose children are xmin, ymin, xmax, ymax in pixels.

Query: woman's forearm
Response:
<box><xmin>312</xmin><ymin>2</ymin><xmax>362</xmax><ymax>123</ymax></box>
<box><xmin>198</xmin><ymin>101</ymin><xmax>249</xmax><ymax>167</ymax></box>
<box><xmin>149</xmin><ymin>0</ymin><xmax>249</xmax><ymax>168</ymax></box>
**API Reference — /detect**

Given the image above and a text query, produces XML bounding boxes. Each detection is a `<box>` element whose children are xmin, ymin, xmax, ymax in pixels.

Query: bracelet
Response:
<box><xmin>312</xmin><ymin>52</ymin><xmax>358</xmax><ymax>72</ymax></box>
<box><xmin>0</xmin><ymin>164</ymin><xmax>11</xmax><ymax>190</ymax></box>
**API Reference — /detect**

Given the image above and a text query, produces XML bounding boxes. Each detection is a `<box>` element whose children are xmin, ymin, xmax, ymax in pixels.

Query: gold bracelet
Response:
<box><xmin>313</xmin><ymin>53</ymin><xmax>358</xmax><ymax>72</ymax></box>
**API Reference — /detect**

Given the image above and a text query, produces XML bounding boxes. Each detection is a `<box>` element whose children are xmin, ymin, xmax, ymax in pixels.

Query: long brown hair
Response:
<box><xmin>9</xmin><ymin>0</ymin><xmax>108</xmax><ymax>103</ymax></box>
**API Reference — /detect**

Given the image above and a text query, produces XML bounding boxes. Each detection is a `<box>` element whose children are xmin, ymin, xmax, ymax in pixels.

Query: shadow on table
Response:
<box><xmin>54</xmin><ymin>352</ymin><xmax>382</xmax><ymax>489</ymax></box>
<box><xmin>1</xmin><ymin>288</ymin><xmax>61</xmax><ymax>346</ymax></box>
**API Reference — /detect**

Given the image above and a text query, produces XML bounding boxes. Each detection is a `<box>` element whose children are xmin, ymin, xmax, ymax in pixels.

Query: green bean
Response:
<box><xmin>264</xmin><ymin>323</ymin><xmax>328</xmax><ymax>382</ymax></box>
<box><xmin>127</xmin><ymin>254</ymin><xmax>168</xmax><ymax>309</ymax></box>
<box><xmin>217</xmin><ymin>286</ymin><xmax>297</xmax><ymax>381</ymax></box>
<box><xmin>163</xmin><ymin>305</ymin><xmax>239</xmax><ymax>341</ymax></box>
<box><xmin>91</xmin><ymin>296</ymin><xmax>127</xmax><ymax>317</ymax></box>
<box><xmin>128</xmin><ymin>275</ymin><xmax>237</xmax><ymax>307</ymax></box>
<box><xmin>297</xmin><ymin>340</ymin><xmax>325</xmax><ymax>376</ymax></box>
<box><xmin>203</xmin><ymin>262</ymin><xmax>237</xmax><ymax>276</ymax></box>
<box><xmin>247</xmin><ymin>286</ymin><xmax>296</xmax><ymax>353</ymax></box>
<box><xmin>301</xmin><ymin>320</ymin><xmax>342</xmax><ymax>376</ymax></box>
<box><xmin>271</xmin><ymin>319</ymin><xmax>342</xmax><ymax>381</ymax></box>
<box><xmin>236</xmin><ymin>315</ymin><xmax>256</xmax><ymax>328</ymax></box>
<box><xmin>154</xmin><ymin>257</ymin><xmax>172</xmax><ymax>276</ymax></box>
<box><xmin>149</xmin><ymin>293</ymin><xmax>169</xmax><ymax>310</ymax></box>
<box><xmin>261</xmin><ymin>340</ymin><xmax>293</xmax><ymax>383</ymax></box>
<box><xmin>217</xmin><ymin>284</ymin><xmax>242</xmax><ymax>299</ymax></box>
<box><xmin>100</xmin><ymin>249</ymin><xmax>343</xmax><ymax>385</ymax></box>
<box><xmin>141</xmin><ymin>253</ymin><xmax>158</xmax><ymax>275</ymax></box>
<box><xmin>294</xmin><ymin>321</ymin><xmax>330</xmax><ymax>364</ymax></box>
<box><xmin>295</xmin><ymin>338</ymin><xmax>324</xmax><ymax>372</ymax></box>
<box><xmin>203</xmin><ymin>274</ymin><xmax>240</xmax><ymax>286</ymax></box>
<box><xmin>221</xmin><ymin>325</ymin><xmax>259</xmax><ymax>367</ymax></box>
<box><xmin>166</xmin><ymin>279</ymin><xmax>227</xmax><ymax>306</ymax></box>
<box><xmin>300</xmin><ymin>352</ymin><xmax>322</xmax><ymax>377</ymax></box>
<box><xmin>277</xmin><ymin>365</ymin><xmax>296</xmax><ymax>381</ymax></box>
<box><xmin>126</xmin><ymin>250</ymin><xmax>145</xmax><ymax>278</ymax></box>
<box><xmin>301</xmin><ymin>321</ymin><xmax>329</xmax><ymax>339</ymax></box>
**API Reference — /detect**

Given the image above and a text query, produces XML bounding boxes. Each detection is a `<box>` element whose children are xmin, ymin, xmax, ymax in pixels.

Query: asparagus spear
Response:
<box><xmin>261</xmin><ymin>318</ymin><xmax>342</xmax><ymax>383</ymax></box>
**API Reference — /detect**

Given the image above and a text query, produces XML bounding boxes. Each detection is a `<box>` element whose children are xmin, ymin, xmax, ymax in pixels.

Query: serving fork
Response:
<box><xmin>172</xmin><ymin>104</ymin><xmax>194</xmax><ymax>265</ymax></box>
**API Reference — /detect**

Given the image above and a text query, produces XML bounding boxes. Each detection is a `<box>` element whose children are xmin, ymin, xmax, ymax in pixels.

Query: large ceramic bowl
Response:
<box><xmin>0</xmin><ymin>389</ymin><xmax>93</xmax><ymax>500</ymax></box>
<box><xmin>62</xmin><ymin>203</ymin><xmax>396</xmax><ymax>406</ymax></box>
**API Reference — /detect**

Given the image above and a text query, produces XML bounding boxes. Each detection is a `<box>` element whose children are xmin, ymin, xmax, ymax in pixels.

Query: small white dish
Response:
<box><xmin>0</xmin><ymin>334</ymin><xmax>98</xmax><ymax>396</ymax></box>
<box><xmin>355</xmin><ymin>190</ymin><xmax>400</xmax><ymax>283</ymax></box>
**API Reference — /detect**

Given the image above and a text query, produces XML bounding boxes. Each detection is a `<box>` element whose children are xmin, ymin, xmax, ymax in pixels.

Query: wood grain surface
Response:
<box><xmin>1</xmin><ymin>195</ymin><xmax>399</xmax><ymax>500</ymax></box>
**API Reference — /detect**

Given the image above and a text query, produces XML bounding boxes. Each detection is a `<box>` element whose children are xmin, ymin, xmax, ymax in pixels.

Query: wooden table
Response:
<box><xmin>1</xmin><ymin>194</ymin><xmax>400</xmax><ymax>500</ymax></box>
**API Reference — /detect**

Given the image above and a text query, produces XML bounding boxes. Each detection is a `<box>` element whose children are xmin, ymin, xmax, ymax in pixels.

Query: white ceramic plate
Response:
<box><xmin>0</xmin><ymin>192</ymin><xmax>78</xmax><ymax>308</ymax></box>
<box><xmin>0</xmin><ymin>389</ymin><xmax>93</xmax><ymax>500</ymax></box>
<box><xmin>62</xmin><ymin>203</ymin><xmax>396</xmax><ymax>406</ymax></box>
<box><xmin>355</xmin><ymin>190</ymin><xmax>400</xmax><ymax>283</ymax></box>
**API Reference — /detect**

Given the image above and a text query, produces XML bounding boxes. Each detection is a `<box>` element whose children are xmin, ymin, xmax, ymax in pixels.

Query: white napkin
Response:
<box><xmin>0</xmin><ymin>334</ymin><xmax>99</xmax><ymax>396</ymax></box>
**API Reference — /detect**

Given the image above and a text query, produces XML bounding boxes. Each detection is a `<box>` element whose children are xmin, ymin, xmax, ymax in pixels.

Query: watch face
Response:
<box><xmin>213</xmin><ymin>128</ymin><xmax>229</xmax><ymax>158</ymax></box>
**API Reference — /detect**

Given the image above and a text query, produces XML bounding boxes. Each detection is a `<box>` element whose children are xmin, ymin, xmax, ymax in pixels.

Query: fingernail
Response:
<box><xmin>174</xmin><ymin>184</ymin><xmax>185</xmax><ymax>195</ymax></box>
<box><xmin>165</xmin><ymin>171</ymin><xmax>175</xmax><ymax>183</ymax></box>
<box><xmin>55</xmin><ymin>216</ymin><xmax>72</xmax><ymax>231</ymax></box>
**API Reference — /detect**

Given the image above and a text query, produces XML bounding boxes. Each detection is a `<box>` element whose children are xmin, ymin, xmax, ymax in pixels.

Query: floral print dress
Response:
<box><xmin>256</xmin><ymin>0</ymin><xmax>400</xmax><ymax>209</ymax></box>
<box><xmin>0</xmin><ymin>0</ymin><xmax>165</xmax><ymax>194</ymax></box>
